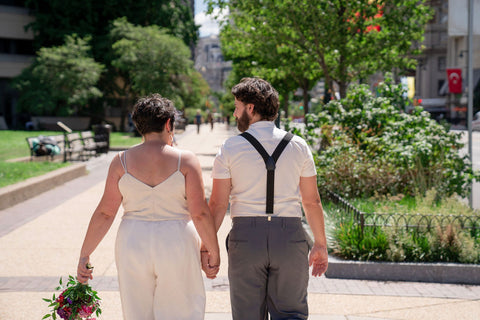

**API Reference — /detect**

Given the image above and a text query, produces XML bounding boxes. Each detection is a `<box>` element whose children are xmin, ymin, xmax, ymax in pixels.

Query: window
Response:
<box><xmin>0</xmin><ymin>0</ymin><xmax>26</xmax><ymax>7</ymax></box>
<box><xmin>437</xmin><ymin>56</ymin><xmax>446</xmax><ymax>71</ymax></box>
<box><xmin>0</xmin><ymin>38</ymin><xmax>34</xmax><ymax>55</ymax></box>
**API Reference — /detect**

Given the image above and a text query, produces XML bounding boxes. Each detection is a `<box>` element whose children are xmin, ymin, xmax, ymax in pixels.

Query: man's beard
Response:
<box><xmin>236</xmin><ymin>109</ymin><xmax>250</xmax><ymax>132</ymax></box>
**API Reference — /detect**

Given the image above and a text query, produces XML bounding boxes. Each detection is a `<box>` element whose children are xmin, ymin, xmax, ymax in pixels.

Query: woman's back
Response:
<box><xmin>118</xmin><ymin>144</ymin><xmax>190</xmax><ymax>221</ymax></box>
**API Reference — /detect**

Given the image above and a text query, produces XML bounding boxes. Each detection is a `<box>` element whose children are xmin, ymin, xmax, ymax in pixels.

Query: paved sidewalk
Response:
<box><xmin>0</xmin><ymin>123</ymin><xmax>479</xmax><ymax>319</ymax></box>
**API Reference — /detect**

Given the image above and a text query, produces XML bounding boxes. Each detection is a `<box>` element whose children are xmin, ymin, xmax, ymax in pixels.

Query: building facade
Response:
<box><xmin>416</xmin><ymin>0</ymin><xmax>480</xmax><ymax>122</ymax></box>
<box><xmin>194</xmin><ymin>35</ymin><xmax>231</xmax><ymax>93</ymax></box>
<box><xmin>0</xmin><ymin>1</ymin><xmax>35</xmax><ymax>129</ymax></box>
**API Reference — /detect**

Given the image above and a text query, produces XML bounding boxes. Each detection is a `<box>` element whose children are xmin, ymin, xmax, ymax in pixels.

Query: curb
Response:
<box><xmin>325</xmin><ymin>255</ymin><xmax>480</xmax><ymax>285</ymax></box>
<box><xmin>302</xmin><ymin>223</ymin><xmax>480</xmax><ymax>285</ymax></box>
<box><xmin>0</xmin><ymin>163</ymin><xmax>87</xmax><ymax>210</ymax></box>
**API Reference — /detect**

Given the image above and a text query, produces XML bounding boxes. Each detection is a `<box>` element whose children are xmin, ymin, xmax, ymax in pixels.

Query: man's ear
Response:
<box><xmin>246</xmin><ymin>103</ymin><xmax>255</xmax><ymax>115</ymax></box>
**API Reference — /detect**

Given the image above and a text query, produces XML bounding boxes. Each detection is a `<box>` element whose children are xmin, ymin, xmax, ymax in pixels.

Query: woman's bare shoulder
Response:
<box><xmin>108</xmin><ymin>152</ymin><xmax>125</xmax><ymax>177</ymax></box>
<box><xmin>178</xmin><ymin>149</ymin><xmax>200</xmax><ymax>170</ymax></box>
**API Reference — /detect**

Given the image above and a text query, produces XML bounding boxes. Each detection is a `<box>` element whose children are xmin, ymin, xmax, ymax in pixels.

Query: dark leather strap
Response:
<box><xmin>240</xmin><ymin>131</ymin><xmax>294</xmax><ymax>214</ymax></box>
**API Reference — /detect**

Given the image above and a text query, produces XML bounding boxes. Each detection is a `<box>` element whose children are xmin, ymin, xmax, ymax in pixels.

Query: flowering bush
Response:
<box><xmin>289</xmin><ymin>75</ymin><xmax>480</xmax><ymax>199</ymax></box>
<box><xmin>43</xmin><ymin>275</ymin><xmax>101</xmax><ymax>320</ymax></box>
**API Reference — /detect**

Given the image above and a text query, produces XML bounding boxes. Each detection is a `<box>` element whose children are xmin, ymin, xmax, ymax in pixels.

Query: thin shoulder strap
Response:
<box><xmin>240</xmin><ymin>132</ymin><xmax>294</xmax><ymax>214</ymax></box>
<box><xmin>177</xmin><ymin>150</ymin><xmax>182</xmax><ymax>171</ymax></box>
<box><xmin>119</xmin><ymin>151</ymin><xmax>127</xmax><ymax>173</ymax></box>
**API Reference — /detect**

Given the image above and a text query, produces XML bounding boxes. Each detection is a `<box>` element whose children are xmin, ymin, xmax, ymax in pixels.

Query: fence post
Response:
<box><xmin>360</xmin><ymin>213</ymin><xmax>365</xmax><ymax>234</ymax></box>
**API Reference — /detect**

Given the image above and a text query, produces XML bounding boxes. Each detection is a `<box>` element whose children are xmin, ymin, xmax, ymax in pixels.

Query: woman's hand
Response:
<box><xmin>77</xmin><ymin>256</ymin><xmax>94</xmax><ymax>284</ymax></box>
<box><xmin>201</xmin><ymin>250</ymin><xmax>220</xmax><ymax>279</ymax></box>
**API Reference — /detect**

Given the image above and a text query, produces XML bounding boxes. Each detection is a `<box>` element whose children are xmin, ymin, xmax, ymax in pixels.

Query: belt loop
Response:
<box><xmin>282</xmin><ymin>217</ymin><xmax>286</xmax><ymax>229</ymax></box>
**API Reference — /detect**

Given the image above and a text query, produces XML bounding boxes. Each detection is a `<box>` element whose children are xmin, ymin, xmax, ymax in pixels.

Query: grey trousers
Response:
<box><xmin>227</xmin><ymin>216</ymin><xmax>309</xmax><ymax>320</ymax></box>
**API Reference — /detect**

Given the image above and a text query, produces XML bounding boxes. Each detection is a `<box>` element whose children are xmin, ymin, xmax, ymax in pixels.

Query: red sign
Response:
<box><xmin>447</xmin><ymin>68</ymin><xmax>462</xmax><ymax>93</ymax></box>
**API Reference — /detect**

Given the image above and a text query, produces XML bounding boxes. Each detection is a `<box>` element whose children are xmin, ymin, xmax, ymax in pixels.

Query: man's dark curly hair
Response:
<box><xmin>231</xmin><ymin>77</ymin><xmax>279</xmax><ymax>121</ymax></box>
<box><xmin>131</xmin><ymin>94</ymin><xmax>176</xmax><ymax>135</ymax></box>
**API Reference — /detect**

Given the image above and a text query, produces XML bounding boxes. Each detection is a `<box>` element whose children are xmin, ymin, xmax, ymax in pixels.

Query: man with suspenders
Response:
<box><xmin>208</xmin><ymin>77</ymin><xmax>328</xmax><ymax>319</ymax></box>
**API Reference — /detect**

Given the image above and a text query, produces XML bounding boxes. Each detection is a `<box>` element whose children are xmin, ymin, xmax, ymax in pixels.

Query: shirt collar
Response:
<box><xmin>248</xmin><ymin>121</ymin><xmax>275</xmax><ymax>130</ymax></box>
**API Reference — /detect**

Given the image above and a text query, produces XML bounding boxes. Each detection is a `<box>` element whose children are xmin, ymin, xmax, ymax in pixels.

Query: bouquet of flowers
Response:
<box><xmin>43</xmin><ymin>275</ymin><xmax>101</xmax><ymax>320</ymax></box>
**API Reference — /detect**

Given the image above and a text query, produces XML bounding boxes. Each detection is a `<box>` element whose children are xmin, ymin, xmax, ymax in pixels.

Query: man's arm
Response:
<box><xmin>208</xmin><ymin>178</ymin><xmax>232</xmax><ymax>232</ymax></box>
<box><xmin>299</xmin><ymin>176</ymin><xmax>328</xmax><ymax>277</ymax></box>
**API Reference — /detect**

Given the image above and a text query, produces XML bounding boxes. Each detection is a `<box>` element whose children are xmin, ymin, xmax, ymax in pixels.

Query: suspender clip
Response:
<box><xmin>268</xmin><ymin>216</ymin><xmax>272</xmax><ymax>221</ymax></box>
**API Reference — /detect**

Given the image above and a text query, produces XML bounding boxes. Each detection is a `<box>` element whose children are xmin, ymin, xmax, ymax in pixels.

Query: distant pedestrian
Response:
<box><xmin>209</xmin><ymin>77</ymin><xmax>328</xmax><ymax>320</ymax></box>
<box><xmin>195</xmin><ymin>109</ymin><xmax>202</xmax><ymax>134</ymax></box>
<box><xmin>207</xmin><ymin>111</ymin><xmax>214</xmax><ymax>131</ymax></box>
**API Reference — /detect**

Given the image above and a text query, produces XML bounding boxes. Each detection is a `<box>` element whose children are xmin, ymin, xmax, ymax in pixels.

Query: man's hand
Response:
<box><xmin>201</xmin><ymin>251</ymin><xmax>220</xmax><ymax>279</ymax></box>
<box><xmin>308</xmin><ymin>244</ymin><xmax>328</xmax><ymax>277</ymax></box>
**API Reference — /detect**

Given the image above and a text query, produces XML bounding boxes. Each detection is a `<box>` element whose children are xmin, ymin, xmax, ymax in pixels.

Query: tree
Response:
<box><xmin>109</xmin><ymin>18</ymin><xmax>198</xmax><ymax>130</ymax></box>
<box><xmin>209</xmin><ymin>0</ymin><xmax>433</xmax><ymax>98</ymax></box>
<box><xmin>13</xmin><ymin>35</ymin><xmax>104</xmax><ymax>116</ymax></box>
<box><xmin>216</xmin><ymin>5</ymin><xmax>321</xmax><ymax>115</ymax></box>
<box><xmin>24</xmin><ymin>0</ymin><xmax>198</xmax><ymax>57</ymax></box>
<box><xmin>22</xmin><ymin>0</ymin><xmax>200</xmax><ymax>126</ymax></box>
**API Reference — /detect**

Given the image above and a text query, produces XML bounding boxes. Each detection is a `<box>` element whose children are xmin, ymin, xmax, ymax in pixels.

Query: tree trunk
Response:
<box><xmin>302</xmin><ymin>78</ymin><xmax>310</xmax><ymax>115</ymax></box>
<box><xmin>339</xmin><ymin>82</ymin><xmax>347</xmax><ymax>100</ymax></box>
<box><xmin>119</xmin><ymin>91</ymin><xmax>130</xmax><ymax>132</ymax></box>
<box><xmin>282</xmin><ymin>92</ymin><xmax>289</xmax><ymax>119</ymax></box>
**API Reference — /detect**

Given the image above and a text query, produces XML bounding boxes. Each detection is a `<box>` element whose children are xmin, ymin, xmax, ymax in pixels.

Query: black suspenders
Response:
<box><xmin>240</xmin><ymin>131</ymin><xmax>294</xmax><ymax>215</ymax></box>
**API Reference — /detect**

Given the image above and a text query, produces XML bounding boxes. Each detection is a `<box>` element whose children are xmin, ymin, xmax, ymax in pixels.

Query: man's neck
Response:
<box><xmin>249</xmin><ymin>114</ymin><xmax>263</xmax><ymax>126</ymax></box>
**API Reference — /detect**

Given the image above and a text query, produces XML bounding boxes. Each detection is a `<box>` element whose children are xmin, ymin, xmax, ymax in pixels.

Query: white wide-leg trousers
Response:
<box><xmin>115</xmin><ymin>219</ymin><xmax>205</xmax><ymax>320</ymax></box>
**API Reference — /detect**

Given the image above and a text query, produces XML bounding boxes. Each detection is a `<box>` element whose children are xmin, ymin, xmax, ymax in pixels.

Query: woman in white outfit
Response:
<box><xmin>77</xmin><ymin>94</ymin><xmax>220</xmax><ymax>320</ymax></box>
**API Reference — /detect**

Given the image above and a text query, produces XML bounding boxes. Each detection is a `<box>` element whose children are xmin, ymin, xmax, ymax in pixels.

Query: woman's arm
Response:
<box><xmin>77</xmin><ymin>156</ymin><xmax>123</xmax><ymax>283</ymax></box>
<box><xmin>208</xmin><ymin>178</ymin><xmax>231</xmax><ymax>232</ymax></box>
<box><xmin>182</xmin><ymin>151</ymin><xmax>220</xmax><ymax>278</ymax></box>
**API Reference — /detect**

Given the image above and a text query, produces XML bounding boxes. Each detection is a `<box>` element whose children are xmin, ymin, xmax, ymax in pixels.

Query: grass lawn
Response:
<box><xmin>0</xmin><ymin>130</ymin><xmax>142</xmax><ymax>188</ymax></box>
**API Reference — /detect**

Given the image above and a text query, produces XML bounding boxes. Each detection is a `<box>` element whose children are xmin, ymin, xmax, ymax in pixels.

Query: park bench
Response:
<box><xmin>81</xmin><ymin>130</ymin><xmax>109</xmax><ymax>155</ymax></box>
<box><xmin>26</xmin><ymin>130</ymin><xmax>109</xmax><ymax>162</ymax></box>
<box><xmin>25</xmin><ymin>134</ymin><xmax>66</xmax><ymax>162</ymax></box>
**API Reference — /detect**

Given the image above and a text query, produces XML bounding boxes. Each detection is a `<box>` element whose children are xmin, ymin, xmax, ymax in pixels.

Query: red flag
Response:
<box><xmin>447</xmin><ymin>68</ymin><xmax>462</xmax><ymax>93</ymax></box>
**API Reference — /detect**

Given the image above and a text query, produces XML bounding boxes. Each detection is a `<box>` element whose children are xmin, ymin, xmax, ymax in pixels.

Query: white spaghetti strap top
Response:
<box><xmin>117</xmin><ymin>149</ymin><xmax>189</xmax><ymax>221</ymax></box>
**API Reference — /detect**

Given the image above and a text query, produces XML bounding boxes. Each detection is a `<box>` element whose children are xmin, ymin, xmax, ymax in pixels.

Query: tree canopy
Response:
<box><xmin>209</xmin><ymin>0</ymin><xmax>433</xmax><ymax>99</ymax></box>
<box><xmin>13</xmin><ymin>35</ymin><xmax>104</xmax><ymax>116</ymax></box>
<box><xmin>24</xmin><ymin>0</ymin><xmax>198</xmax><ymax>57</ymax></box>
<box><xmin>109</xmin><ymin>18</ymin><xmax>209</xmax><ymax>129</ymax></box>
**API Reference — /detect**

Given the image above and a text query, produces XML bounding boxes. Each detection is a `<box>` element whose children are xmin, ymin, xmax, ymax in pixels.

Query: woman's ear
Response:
<box><xmin>165</xmin><ymin>118</ymin><xmax>172</xmax><ymax>132</ymax></box>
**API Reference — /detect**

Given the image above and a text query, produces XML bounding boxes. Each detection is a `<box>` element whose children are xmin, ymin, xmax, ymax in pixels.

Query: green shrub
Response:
<box><xmin>325</xmin><ymin>201</ymin><xmax>480</xmax><ymax>264</ymax></box>
<box><xmin>330</xmin><ymin>217</ymin><xmax>389</xmax><ymax>261</ymax></box>
<box><xmin>294</xmin><ymin>75</ymin><xmax>480</xmax><ymax>199</ymax></box>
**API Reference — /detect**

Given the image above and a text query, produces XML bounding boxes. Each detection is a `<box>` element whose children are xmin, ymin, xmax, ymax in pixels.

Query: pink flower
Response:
<box><xmin>78</xmin><ymin>304</ymin><xmax>94</xmax><ymax>317</ymax></box>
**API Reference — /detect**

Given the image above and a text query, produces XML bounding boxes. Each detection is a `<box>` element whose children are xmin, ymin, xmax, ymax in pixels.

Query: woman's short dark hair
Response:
<box><xmin>131</xmin><ymin>94</ymin><xmax>176</xmax><ymax>135</ymax></box>
<box><xmin>231</xmin><ymin>77</ymin><xmax>279</xmax><ymax>121</ymax></box>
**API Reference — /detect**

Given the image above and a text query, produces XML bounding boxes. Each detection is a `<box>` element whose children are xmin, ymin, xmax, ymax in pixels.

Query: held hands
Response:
<box><xmin>308</xmin><ymin>243</ymin><xmax>328</xmax><ymax>277</ymax></box>
<box><xmin>200</xmin><ymin>249</ymin><xmax>220</xmax><ymax>279</ymax></box>
<box><xmin>77</xmin><ymin>256</ymin><xmax>94</xmax><ymax>284</ymax></box>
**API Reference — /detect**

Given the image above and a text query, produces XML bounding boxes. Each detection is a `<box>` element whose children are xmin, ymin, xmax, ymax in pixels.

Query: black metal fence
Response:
<box><xmin>324</xmin><ymin>189</ymin><xmax>480</xmax><ymax>236</ymax></box>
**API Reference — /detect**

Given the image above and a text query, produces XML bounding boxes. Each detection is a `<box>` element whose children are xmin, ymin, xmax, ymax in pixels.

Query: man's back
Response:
<box><xmin>213</xmin><ymin>121</ymin><xmax>316</xmax><ymax>218</ymax></box>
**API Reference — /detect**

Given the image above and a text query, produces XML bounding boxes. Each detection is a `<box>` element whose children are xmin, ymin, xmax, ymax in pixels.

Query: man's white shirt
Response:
<box><xmin>212</xmin><ymin>121</ymin><xmax>317</xmax><ymax>218</ymax></box>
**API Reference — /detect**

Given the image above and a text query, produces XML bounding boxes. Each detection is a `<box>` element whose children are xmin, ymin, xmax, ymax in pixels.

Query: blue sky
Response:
<box><xmin>194</xmin><ymin>0</ymin><xmax>224</xmax><ymax>37</ymax></box>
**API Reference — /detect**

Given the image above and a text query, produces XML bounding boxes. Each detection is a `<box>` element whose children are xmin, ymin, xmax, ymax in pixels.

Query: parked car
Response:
<box><xmin>474</xmin><ymin>112</ymin><xmax>480</xmax><ymax>131</ymax></box>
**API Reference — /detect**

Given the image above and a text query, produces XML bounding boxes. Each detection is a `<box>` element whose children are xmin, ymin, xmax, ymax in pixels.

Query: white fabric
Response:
<box><xmin>118</xmin><ymin>150</ymin><xmax>190</xmax><ymax>221</ymax></box>
<box><xmin>212</xmin><ymin>121</ymin><xmax>317</xmax><ymax>218</ymax></box>
<box><xmin>115</xmin><ymin>150</ymin><xmax>205</xmax><ymax>319</ymax></box>
<box><xmin>115</xmin><ymin>219</ymin><xmax>204</xmax><ymax>320</ymax></box>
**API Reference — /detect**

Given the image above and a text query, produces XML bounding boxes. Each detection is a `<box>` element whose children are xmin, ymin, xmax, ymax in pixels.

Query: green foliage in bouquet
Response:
<box><xmin>43</xmin><ymin>275</ymin><xmax>101</xmax><ymax>320</ymax></box>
